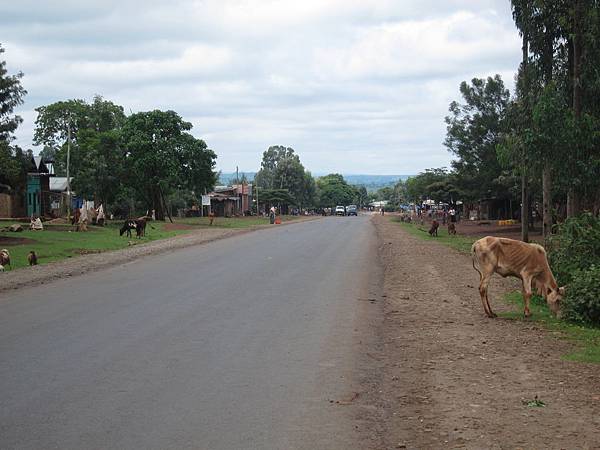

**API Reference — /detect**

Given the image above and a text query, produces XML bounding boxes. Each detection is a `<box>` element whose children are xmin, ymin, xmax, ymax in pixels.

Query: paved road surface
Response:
<box><xmin>0</xmin><ymin>216</ymin><xmax>382</xmax><ymax>450</ymax></box>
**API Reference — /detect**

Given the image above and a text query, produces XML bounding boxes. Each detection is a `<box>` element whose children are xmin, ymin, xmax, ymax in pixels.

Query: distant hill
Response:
<box><xmin>217</xmin><ymin>172</ymin><xmax>412</xmax><ymax>191</ymax></box>
<box><xmin>217</xmin><ymin>172</ymin><xmax>257</xmax><ymax>185</ymax></box>
<box><xmin>342</xmin><ymin>174</ymin><xmax>411</xmax><ymax>191</ymax></box>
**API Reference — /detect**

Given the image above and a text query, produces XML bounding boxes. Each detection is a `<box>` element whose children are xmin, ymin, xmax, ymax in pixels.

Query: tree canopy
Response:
<box><xmin>0</xmin><ymin>44</ymin><xmax>27</xmax><ymax>187</ymax></box>
<box><xmin>255</xmin><ymin>146</ymin><xmax>315</xmax><ymax>207</ymax></box>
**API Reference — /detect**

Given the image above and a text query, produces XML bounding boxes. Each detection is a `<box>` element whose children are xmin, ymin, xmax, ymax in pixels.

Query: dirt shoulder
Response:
<box><xmin>373</xmin><ymin>215</ymin><xmax>600</xmax><ymax>449</ymax></box>
<box><xmin>0</xmin><ymin>217</ymin><xmax>318</xmax><ymax>294</ymax></box>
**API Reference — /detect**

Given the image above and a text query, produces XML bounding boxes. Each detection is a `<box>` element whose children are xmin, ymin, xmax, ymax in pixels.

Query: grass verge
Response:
<box><xmin>501</xmin><ymin>292</ymin><xmax>600</xmax><ymax>364</ymax></box>
<box><xmin>1</xmin><ymin>221</ymin><xmax>189</xmax><ymax>270</ymax></box>
<box><xmin>389</xmin><ymin>216</ymin><xmax>600</xmax><ymax>364</ymax></box>
<box><xmin>392</xmin><ymin>218</ymin><xmax>476</xmax><ymax>254</ymax></box>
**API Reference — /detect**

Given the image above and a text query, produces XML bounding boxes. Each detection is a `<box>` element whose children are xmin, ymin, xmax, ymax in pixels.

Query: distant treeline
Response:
<box><xmin>218</xmin><ymin>172</ymin><xmax>412</xmax><ymax>192</ymax></box>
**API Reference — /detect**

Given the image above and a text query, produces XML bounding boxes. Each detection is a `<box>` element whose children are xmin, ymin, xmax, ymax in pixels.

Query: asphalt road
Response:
<box><xmin>0</xmin><ymin>216</ymin><xmax>383</xmax><ymax>450</ymax></box>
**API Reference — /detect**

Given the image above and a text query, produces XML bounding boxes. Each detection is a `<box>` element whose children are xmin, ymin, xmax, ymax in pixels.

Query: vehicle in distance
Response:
<box><xmin>335</xmin><ymin>206</ymin><xmax>346</xmax><ymax>216</ymax></box>
<box><xmin>346</xmin><ymin>205</ymin><xmax>358</xmax><ymax>216</ymax></box>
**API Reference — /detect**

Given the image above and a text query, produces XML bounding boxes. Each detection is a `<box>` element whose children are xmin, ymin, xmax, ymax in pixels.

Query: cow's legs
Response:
<box><xmin>521</xmin><ymin>275</ymin><xmax>534</xmax><ymax>318</ymax></box>
<box><xmin>479</xmin><ymin>274</ymin><xmax>496</xmax><ymax>318</ymax></box>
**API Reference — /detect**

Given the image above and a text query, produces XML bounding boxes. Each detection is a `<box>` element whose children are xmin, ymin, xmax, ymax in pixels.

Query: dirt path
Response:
<box><xmin>373</xmin><ymin>215</ymin><xmax>600</xmax><ymax>449</ymax></box>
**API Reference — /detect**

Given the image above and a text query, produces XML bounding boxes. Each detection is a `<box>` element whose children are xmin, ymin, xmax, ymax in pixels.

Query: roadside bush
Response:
<box><xmin>547</xmin><ymin>213</ymin><xmax>600</xmax><ymax>285</ymax></box>
<box><xmin>561</xmin><ymin>265</ymin><xmax>600</xmax><ymax>326</ymax></box>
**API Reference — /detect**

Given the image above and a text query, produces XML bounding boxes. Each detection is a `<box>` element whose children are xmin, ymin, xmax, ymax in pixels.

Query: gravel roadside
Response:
<box><xmin>373</xmin><ymin>215</ymin><xmax>600</xmax><ymax>450</ymax></box>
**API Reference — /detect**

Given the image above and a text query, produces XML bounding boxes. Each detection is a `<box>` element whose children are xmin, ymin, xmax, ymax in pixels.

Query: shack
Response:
<box><xmin>26</xmin><ymin>156</ymin><xmax>54</xmax><ymax>217</ymax></box>
<box><xmin>208</xmin><ymin>184</ymin><xmax>253</xmax><ymax>217</ymax></box>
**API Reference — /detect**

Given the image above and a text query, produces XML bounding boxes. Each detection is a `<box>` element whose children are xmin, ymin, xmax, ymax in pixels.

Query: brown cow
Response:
<box><xmin>472</xmin><ymin>236</ymin><xmax>565</xmax><ymax>318</ymax></box>
<box><xmin>428</xmin><ymin>220</ymin><xmax>439</xmax><ymax>237</ymax></box>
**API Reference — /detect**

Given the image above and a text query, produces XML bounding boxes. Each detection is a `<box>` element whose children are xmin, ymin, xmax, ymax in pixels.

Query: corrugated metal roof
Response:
<box><xmin>49</xmin><ymin>177</ymin><xmax>71</xmax><ymax>191</ymax></box>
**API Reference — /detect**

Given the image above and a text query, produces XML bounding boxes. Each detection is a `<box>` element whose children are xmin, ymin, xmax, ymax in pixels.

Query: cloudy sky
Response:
<box><xmin>2</xmin><ymin>0</ymin><xmax>521</xmax><ymax>175</ymax></box>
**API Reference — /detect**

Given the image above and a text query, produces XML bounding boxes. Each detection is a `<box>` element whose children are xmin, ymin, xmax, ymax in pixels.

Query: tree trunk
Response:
<box><xmin>159</xmin><ymin>186</ymin><xmax>173</xmax><ymax>223</ymax></box>
<box><xmin>569</xmin><ymin>0</ymin><xmax>583</xmax><ymax>218</ymax></box>
<box><xmin>520</xmin><ymin>31</ymin><xmax>529</xmax><ymax>243</ymax></box>
<box><xmin>542</xmin><ymin>162</ymin><xmax>551</xmax><ymax>238</ymax></box>
<box><xmin>521</xmin><ymin>173</ymin><xmax>529</xmax><ymax>243</ymax></box>
<box><xmin>152</xmin><ymin>187</ymin><xmax>165</xmax><ymax>221</ymax></box>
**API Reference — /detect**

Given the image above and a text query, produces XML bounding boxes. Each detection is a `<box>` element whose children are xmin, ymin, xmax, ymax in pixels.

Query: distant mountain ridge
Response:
<box><xmin>217</xmin><ymin>172</ymin><xmax>412</xmax><ymax>191</ymax></box>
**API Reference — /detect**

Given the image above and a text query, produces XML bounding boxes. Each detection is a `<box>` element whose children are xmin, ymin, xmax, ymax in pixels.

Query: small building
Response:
<box><xmin>26</xmin><ymin>156</ymin><xmax>54</xmax><ymax>217</ymax></box>
<box><xmin>208</xmin><ymin>184</ymin><xmax>253</xmax><ymax>217</ymax></box>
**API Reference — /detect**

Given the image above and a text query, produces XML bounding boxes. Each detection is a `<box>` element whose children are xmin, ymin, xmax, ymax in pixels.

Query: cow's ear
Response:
<box><xmin>558</xmin><ymin>286</ymin><xmax>566</xmax><ymax>295</ymax></box>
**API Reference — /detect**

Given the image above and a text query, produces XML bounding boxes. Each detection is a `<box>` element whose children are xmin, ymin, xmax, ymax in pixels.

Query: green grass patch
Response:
<box><xmin>1</xmin><ymin>221</ymin><xmax>190</xmax><ymax>270</ymax></box>
<box><xmin>391</xmin><ymin>218</ymin><xmax>476</xmax><ymax>254</ymax></box>
<box><xmin>501</xmin><ymin>291</ymin><xmax>600</xmax><ymax>364</ymax></box>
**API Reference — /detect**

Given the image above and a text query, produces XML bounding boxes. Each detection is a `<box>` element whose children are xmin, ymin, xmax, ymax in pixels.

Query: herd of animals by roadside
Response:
<box><xmin>0</xmin><ymin>211</ymin><xmax>155</xmax><ymax>272</ymax></box>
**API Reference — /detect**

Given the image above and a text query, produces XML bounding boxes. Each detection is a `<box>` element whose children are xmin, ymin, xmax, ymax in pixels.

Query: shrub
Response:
<box><xmin>561</xmin><ymin>265</ymin><xmax>600</xmax><ymax>326</ymax></box>
<box><xmin>547</xmin><ymin>213</ymin><xmax>600</xmax><ymax>285</ymax></box>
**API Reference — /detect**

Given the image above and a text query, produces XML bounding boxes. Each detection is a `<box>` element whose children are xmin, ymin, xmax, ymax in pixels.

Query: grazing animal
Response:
<box><xmin>448</xmin><ymin>222</ymin><xmax>456</xmax><ymax>235</ymax></box>
<box><xmin>71</xmin><ymin>208</ymin><xmax>81</xmax><ymax>226</ymax></box>
<box><xmin>119</xmin><ymin>216</ymin><xmax>151</xmax><ymax>239</ymax></box>
<box><xmin>428</xmin><ymin>220</ymin><xmax>439</xmax><ymax>237</ymax></box>
<box><xmin>134</xmin><ymin>216</ymin><xmax>147</xmax><ymax>238</ymax></box>
<box><xmin>472</xmin><ymin>236</ymin><xmax>565</xmax><ymax>318</ymax></box>
<box><xmin>120</xmin><ymin>220</ymin><xmax>138</xmax><ymax>238</ymax></box>
<box><xmin>28</xmin><ymin>251</ymin><xmax>38</xmax><ymax>266</ymax></box>
<box><xmin>0</xmin><ymin>249</ymin><xmax>10</xmax><ymax>270</ymax></box>
<box><xmin>0</xmin><ymin>264</ymin><xmax>4</xmax><ymax>272</ymax></box>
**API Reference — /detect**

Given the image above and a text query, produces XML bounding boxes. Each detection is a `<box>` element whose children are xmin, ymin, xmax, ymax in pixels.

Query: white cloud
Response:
<box><xmin>2</xmin><ymin>0</ymin><xmax>522</xmax><ymax>174</ymax></box>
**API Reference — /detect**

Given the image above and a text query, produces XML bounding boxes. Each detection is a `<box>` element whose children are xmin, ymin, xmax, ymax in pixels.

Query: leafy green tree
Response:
<box><xmin>0</xmin><ymin>44</ymin><xmax>26</xmax><ymax>143</ymax></box>
<box><xmin>177</xmin><ymin>133</ymin><xmax>218</xmax><ymax>196</ymax></box>
<box><xmin>34</xmin><ymin>96</ymin><xmax>125</xmax><ymax>179</ymax></box>
<box><xmin>255</xmin><ymin>145</ymin><xmax>314</xmax><ymax>207</ymax></box>
<box><xmin>73</xmin><ymin>128</ymin><xmax>124</xmax><ymax>205</ymax></box>
<box><xmin>121</xmin><ymin>110</ymin><xmax>217</xmax><ymax>220</ymax></box>
<box><xmin>405</xmin><ymin>168</ymin><xmax>456</xmax><ymax>204</ymax></box>
<box><xmin>33</xmin><ymin>100</ymin><xmax>89</xmax><ymax>150</ymax></box>
<box><xmin>0</xmin><ymin>44</ymin><xmax>27</xmax><ymax>186</ymax></box>
<box><xmin>444</xmin><ymin>76</ymin><xmax>510</xmax><ymax>202</ymax></box>
<box><xmin>257</xmin><ymin>188</ymin><xmax>296</xmax><ymax>207</ymax></box>
<box><xmin>316</xmin><ymin>174</ymin><xmax>358</xmax><ymax>207</ymax></box>
<box><xmin>355</xmin><ymin>185</ymin><xmax>369</xmax><ymax>208</ymax></box>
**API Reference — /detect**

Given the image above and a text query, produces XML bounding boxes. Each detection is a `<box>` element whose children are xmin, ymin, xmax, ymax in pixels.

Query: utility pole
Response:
<box><xmin>236</xmin><ymin>166</ymin><xmax>240</xmax><ymax>214</ymax></box>
<box><xmin>66</xmin><ymin>120</ymin><xmax>72</xmax><ymax>220</ymax></box>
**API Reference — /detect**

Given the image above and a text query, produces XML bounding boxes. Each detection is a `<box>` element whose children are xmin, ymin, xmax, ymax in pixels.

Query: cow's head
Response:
<box><xmin>546</xmin><ymin>286</ymin><xmax>566</xmax><ymax>317</ymax></box>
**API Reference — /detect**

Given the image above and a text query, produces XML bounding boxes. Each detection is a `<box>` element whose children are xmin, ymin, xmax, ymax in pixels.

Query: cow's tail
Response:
<box><xmin>471</xmin><ymin>241</ymin><xmax>482</xmax><ymax>280</ymax></box>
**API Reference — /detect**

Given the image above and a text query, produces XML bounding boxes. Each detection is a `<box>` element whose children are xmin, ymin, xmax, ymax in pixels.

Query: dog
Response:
<box><xmin>0</xmin><ymin>249</ymin><xmax>10</xmax><ymax>270</ymax></box>
<box><xmin>448</xmin><ymin>222</ymin><xmax>457</xmax><ymax>235</ymax></box>
<box><xmin>428</xmin><ymin>220</ymin><xmax>439</xmax><ymax>237</ymax></box>
<box><xmin>28</xmin><ymin>250</ymin><xmax>38</xmax><ymax>266</ymax></box>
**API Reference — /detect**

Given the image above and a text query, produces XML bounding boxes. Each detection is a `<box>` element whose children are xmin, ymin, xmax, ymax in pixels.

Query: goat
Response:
<box><xmin>28</xmin><ymin>251</ymin><xmax>38</xmax><ymax>266</ymax></box>
<box><xmin>0</xmin><ymin>249</ymin><xmax>11</xmax><ymax>270</ymax></box>
<box><xmin>448</xmin><ymin>222</ymin><xmax>457</xmax><ymax>235</ymax></box>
